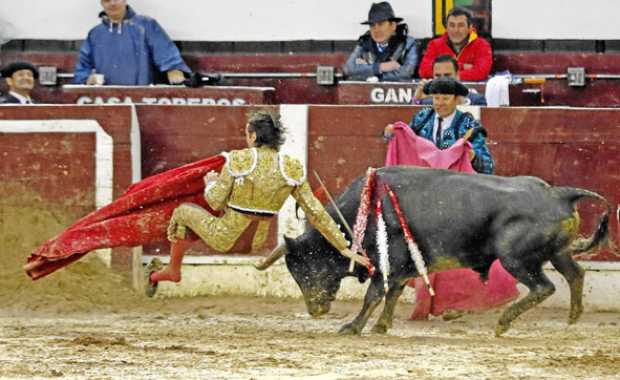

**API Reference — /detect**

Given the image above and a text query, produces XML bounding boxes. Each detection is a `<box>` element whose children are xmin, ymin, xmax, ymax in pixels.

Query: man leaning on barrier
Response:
<box><xmin>74</xmin><ymin>0</ymin><xmax>191</xmax><ymax>86</ymax></box>
<box><xmin>414</xmin><ymin>55</ymin><xmax>487</xmax><ymax>106</ymax></box>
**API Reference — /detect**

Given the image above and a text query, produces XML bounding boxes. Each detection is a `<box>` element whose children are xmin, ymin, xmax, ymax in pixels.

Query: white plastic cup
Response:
<box><xmin>93</xmin><ymin>73</ymin><xmax>105</xmax><ymax>85</ymax></box>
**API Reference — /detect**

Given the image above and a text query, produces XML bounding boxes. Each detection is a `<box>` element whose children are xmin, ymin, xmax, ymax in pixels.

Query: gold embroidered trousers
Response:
<box><xmin>167</xmin><ymin>203</ymin><xmax>270</xmax><ymax>253</ymax></box>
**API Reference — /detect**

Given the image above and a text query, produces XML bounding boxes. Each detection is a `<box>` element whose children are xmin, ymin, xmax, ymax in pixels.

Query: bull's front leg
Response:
<box><xmin>371</xmin><ymin>279</ymin><xmax>407</xmax><ymax>334</ymax></box>
<box><xmin>338</xmin><ymin>277</ymin><xmax>384</xmax><ymax>335</ymax></box>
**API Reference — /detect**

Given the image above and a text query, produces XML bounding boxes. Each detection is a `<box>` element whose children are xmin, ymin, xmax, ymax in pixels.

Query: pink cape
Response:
<box><xmin>25</xmin><ymin>155</ymin><xmax>226</xmax><ymax>280</ymax></box>
<box><xmin>385</xmin><ymin>122</ymin><xmax>518</xmax><ymax>319</ymax></box>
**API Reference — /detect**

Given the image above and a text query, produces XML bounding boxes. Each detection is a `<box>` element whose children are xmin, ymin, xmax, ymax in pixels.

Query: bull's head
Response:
<box><xmin>256</xmin><ymin>234</ymin><xmax>350</xmax><ymax>317</ymax></box>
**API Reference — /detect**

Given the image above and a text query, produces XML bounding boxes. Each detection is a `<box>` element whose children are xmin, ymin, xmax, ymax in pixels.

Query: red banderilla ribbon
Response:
<box><xmin>384</xmin><ymin>183</ymin><xmax>435</xmax><ymax>296</ymax></box>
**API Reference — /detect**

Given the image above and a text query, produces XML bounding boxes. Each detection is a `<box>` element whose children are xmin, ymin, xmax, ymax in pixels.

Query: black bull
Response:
<box><xmin>260</xmin><ymin>166</ymin><xmax>610</xmax><ymax>336</ymax></box>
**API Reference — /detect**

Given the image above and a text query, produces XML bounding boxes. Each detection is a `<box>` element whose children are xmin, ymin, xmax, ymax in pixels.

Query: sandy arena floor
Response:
<box><xmin>1</xmin><ymin>295</ymin><xmax>620</xmax><ymax>380</ymax></box>
<box><xmin>1</xmin><ymin>192</ymin><xmax>620</xmax><ymax>379</ymax></box>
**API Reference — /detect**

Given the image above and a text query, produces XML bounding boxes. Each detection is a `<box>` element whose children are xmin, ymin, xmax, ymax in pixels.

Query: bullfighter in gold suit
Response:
<box><xmin>147</xmin><ymin>111</ymin><xmax>369</xmax><ymax>296</ymax></box>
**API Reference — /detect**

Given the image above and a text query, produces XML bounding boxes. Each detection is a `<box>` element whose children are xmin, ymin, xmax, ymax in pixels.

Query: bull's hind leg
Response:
<box><xmin>495</xmin><ymin>264</ymin><xmax>555</xmax><ymax>337</ymax></box>
<box><xmin>550</xmin><ymin>254</ymin><xmax>585</xmax><ymax>324</ymax></box>
<box><xmin>371</xmin><ymin>280</ymin><xmax>407</xmax><ymax>334</ymax></box>
<box><xmin>339</xmin><ymin>277</ymin><xmax>384</xmax><ymax>335</ymax></box>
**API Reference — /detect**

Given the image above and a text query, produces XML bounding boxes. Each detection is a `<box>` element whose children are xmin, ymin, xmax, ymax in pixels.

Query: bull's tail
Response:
<box><xmin>552</xmin><ymin>187</ymin><xmax>609</xmax><ymax>207</ymax></box>
<box><xmin>565</xmin><ymin>211</ymin><xmax>610</xmax><ymax>256</ymax></box>
<box><xmin>553</xmin><ymin>187</ymin><xmax>612</xmax><ymax>256</ymax></box>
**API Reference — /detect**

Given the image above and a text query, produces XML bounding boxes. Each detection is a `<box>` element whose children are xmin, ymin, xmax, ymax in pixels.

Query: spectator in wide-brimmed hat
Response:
<box><xmin>384</xmin><ymin>77</ymin><xmax>494</xmax><ymax>174</ymax></box>
<box><xmin>343</xmin><ymin>1</ymin><xmax>418</xmax><ymax>82</ymax></box>
<box><xmin>0</xmin><ymin>61</ymin><xmax>38</xmax><ymax>104</ymax></box>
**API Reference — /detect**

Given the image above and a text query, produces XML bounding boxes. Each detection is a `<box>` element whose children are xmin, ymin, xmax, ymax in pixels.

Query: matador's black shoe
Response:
<box><xmin>144</xmin><ymin>258</ymin><xmax>163</xmax><ymax>298</ymax></box>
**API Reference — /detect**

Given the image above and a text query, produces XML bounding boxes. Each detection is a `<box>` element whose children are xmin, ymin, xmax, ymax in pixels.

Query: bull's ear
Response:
<box><xmin>283</xmin><ymin>235</ymin><xmax>297</xmax><ymax>254</ymax></box>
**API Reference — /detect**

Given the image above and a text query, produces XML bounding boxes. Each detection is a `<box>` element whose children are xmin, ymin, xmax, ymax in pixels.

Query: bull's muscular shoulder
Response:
<box><xmin>279</xmin><ymin>153</ymin><xmax>306</xmax><ymax>186</ymax></box>
<box><xmin>225</xmin><ymin>148</ymin><xmax>257</xmax><ymax>177</ymax></box>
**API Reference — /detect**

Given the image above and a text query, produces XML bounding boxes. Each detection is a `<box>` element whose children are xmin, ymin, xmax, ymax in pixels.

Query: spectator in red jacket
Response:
<box><xmin>418</xmin><ymin>7</ymin><xmax>492</xmax><ymax>81</ymax></box>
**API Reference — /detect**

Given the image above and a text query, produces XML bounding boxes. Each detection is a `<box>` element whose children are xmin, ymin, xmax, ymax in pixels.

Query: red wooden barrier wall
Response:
<box><xmin>0</xmin><ymin>105</ymin><xmax>138</xmax><ymax>271</ymax></box>
<box><xmin>2</xmin><ymin>105</ymin><xmax>618</xmax><ymax>262</ymax></box>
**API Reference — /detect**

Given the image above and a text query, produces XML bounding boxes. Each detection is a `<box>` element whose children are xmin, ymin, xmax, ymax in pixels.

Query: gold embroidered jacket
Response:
<box><xmin>205</xmin><ymin>146</ymin><xmax>348</xmax><ymax>251</ymax></box>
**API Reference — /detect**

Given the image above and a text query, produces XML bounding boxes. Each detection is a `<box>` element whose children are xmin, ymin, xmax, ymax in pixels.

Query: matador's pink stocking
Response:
<box><xmin>150</xmin><ymin>239</ymin><xmax>192</xmax><ymax>283</ymax></box>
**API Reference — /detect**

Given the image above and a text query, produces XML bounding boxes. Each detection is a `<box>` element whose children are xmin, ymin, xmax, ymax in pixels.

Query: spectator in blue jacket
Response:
<box><xmin>343</xmin><ymin>2</ymin><xmax>418</xmax><ymax>82</ymax></box>
<box><xmin>74</xmin><ymin>0</ymin><xmax>190</xmax><ymax>86</ymax></box>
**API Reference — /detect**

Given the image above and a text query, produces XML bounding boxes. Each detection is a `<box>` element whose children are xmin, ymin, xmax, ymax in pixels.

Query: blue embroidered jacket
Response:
<box><xmin>408</xmin><ymin>108</ymin><xmax>494</xmax><ymax>174</ymax></box>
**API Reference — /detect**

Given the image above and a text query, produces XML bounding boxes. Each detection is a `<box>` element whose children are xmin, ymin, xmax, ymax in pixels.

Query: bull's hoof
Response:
<box><xmin>494</xmin><ymin>322</ymin><xmax>510</xmax><ymax>337</ymax></box>
<box><xmin>442</xmin><ymin>310</ymin><xmax>465</xmax><ymax>321</ymax></box>
<box><xmin>338</xmin><ymin>323</ymin><xmax>361</xmax><ymax>336</ymax></box>
<box><xmin>568</xmin><ymin>305</ymin><xmax>584</xmax><ymax>325</ymax></box>
<box><xmin>370</xmin><ymin>323</ymin><xmax>388</xmax><ymax>334</ymax></box>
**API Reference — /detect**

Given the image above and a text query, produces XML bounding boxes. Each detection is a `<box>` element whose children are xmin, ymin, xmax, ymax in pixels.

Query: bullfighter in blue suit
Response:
<box><xmin>386</xmin><ymin>77</ymin><xmax>494</xmax><ymax>174</ymax></box>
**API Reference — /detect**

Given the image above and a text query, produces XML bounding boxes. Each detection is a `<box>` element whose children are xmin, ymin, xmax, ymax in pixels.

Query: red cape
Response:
<box><xmin>385</xmin><ymin>122</ymin><xmax>518</xmax><ymax>319</ymax></box>
<box><xmin>25</xmin><ymin>155</ymin><xmax>226</xmax><ymax>280</ymax></box>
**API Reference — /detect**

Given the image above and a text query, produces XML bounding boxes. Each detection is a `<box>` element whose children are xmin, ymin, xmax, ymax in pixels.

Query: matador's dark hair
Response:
<box><xmin>247</xmin><ymin>110</ymin><xmax>286</xmax><ymax>150</ymax></box>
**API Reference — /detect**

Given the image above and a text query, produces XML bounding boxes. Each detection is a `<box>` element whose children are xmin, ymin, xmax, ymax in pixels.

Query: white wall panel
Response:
<box><xmin>493</xmin><ymin>0</ymin><xmax>619</xmax><ymax>39</ymax></box>
<box><xmin>3</xmin><ymin>1</ymin><xmax>617</xmax><ymax>42</ymax></box>
<box><xmin>0</xmin><ymin>0</ymin><xmax>433</xmax><ymax>41</ymax></box>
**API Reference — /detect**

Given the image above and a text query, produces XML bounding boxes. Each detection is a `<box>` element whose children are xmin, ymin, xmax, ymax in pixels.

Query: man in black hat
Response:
<box><xmin>384</xmin><ymin>77</ymin><xmax>494</xmax><ymax>174</ymax></box>
<box><xmin>0</xmin><ymin>61</ymin><xmax>38</xmax><ymax>104</ymax></box>
<box><xmin>343</xmin><ymin>1</ymin><xmax>418</xmax><ymax>82</ymax></box>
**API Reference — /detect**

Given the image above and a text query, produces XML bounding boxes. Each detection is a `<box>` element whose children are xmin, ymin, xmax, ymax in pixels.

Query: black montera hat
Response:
<box><xmin>361</xmin><ymin>2</ymin><xmax>403</xmax><ymax>25</ymax></box>
<box><xmin>1</xmin><ymin>61</ymin><xmax>39</xmax><ymax>79</ymax></box>
<box><xmin>424</xmin><ymin>77</ymin><xmax>469</xmax><ymax>97</ymax></box>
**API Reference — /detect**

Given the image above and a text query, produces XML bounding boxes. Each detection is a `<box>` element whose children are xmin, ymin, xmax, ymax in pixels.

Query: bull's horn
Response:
<box><xmin>253</xmin><ymin>244</ymin><xmax>287</xmax><ymax>270</ymax></box>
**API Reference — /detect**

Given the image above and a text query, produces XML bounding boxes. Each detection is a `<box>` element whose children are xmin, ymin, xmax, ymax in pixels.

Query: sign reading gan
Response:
<box><xmin>370</xmin><ymin>87</ymin><xmax>414</xmax><ymax>104</ymax></box>
<box><xmin>76</xmin><ymin>96</ymin><xmax>247</xmax><ymax>105</ymax></box>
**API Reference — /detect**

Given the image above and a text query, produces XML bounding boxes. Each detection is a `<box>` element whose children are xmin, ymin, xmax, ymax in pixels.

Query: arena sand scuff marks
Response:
<box><xmin>0</xmin><ymin>183</ymin><xmax>145</xmax><ymax>315</ymax></box>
